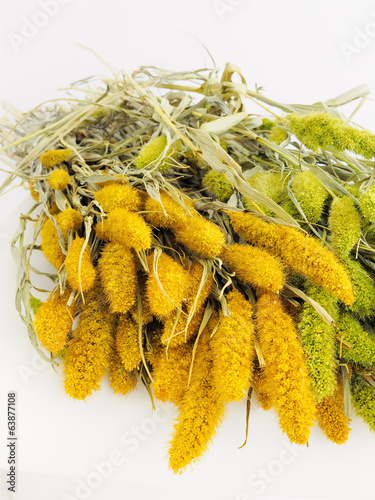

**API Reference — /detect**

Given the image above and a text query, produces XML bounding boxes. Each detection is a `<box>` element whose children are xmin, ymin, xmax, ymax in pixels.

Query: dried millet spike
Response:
<box><xmin>244</xmin><ymin>171</ymin><xmax>288</xmax><ymax>215</ymax></box>
<box><xmin>41</xmin><ymin>217</ymin><xmax>65</xmax><ymax>269</ymax></box>
<box><xmin>168</xmin><ymin>315</ymin><xmax>226</xmax><ymax>473</ymax></box>
<box><xmin>115</xmin><ymin>314</ymin><xmax>142</xmax><ymax>372</ymax></box>
<box><xmin>34</xmin><ymin>289</ymin><xmax>76</xmax><ymax>353</ymax></box>
<box><xmin>56</xmin><ymin>209</ymin><xmax>84</xmax><ymax>238</ymax></box>
<box><xmin>317</xmin><ymin>382</ymin><xmax>351</xmax><ymax>444</ymax></box>
<box><xmin>351</xmin><ymin>376</ymin><xmax>375</xmax><ymax>431</ymax></box>
<box><xmin>253</xmin><ymin>369</ymin><xmax>274</xmax><ymax>410</ymax></box>
<box><xmin>298</xmin><ymin>283</ymin><xmax>339</xmax><ymax>401</ymax></box>
<box><xmin>202</xmin><ymin>169</ymin><xmax>232</xmax><ymax>202</ymax></box>
<box><xmin>109</xmin><ymin>348</ymin><xmax>138</xmax><ymax>396</ymax></box>
<box><xmin>152</xmin><ymin>342</ymin><xmax>193</xmax><ymax>403</ymax></box>
<box><xmin>221</xmin><ymin>244</ymin><xmax>285</xmax><ymax>294</ymax></box>
<box><xmin>98</xmin><ymin>242</ymin><xmax>136</xmax><ymax>314</ymax></box>
<box><xmin>329</xmin><ymin>196</ymin><xmax>361</xmax><ymax>258</ymax></box>
<box><xmin>361</xmin><ymin>184</ymin><xmax>375</xmax><ymax>222</ymax></box>
<box><xmin>94</xmin><ymin>184</ymin><xmax>142</xmax><ymax>213</ymax></box>
<box><xmin>95</xmin><ymin>208</ymin><xmax>152</xmax><ymax>251</ymax></box>
<box><xmin>336</xmin><ymin>312</ymin><xmax>375</xmax><ymax>368</ymax></box>
<box><xmin>291</xmin><ymin>171</ymin><xmax>328</xmax><ymax>223</ymax></box>
<box><xmin>161</xmin><ymin>261</ymin><xmax>213</xmax><ymax>347</ymax></box>
<box><xmin>211</xmin><ymin>288</ymin><xmax>255</xmax><ymax>402</ymax></box>
<box><xmin>174</xmin><ymin>215</ymin><xmax>225</xmax><ymax>259</ymax></box>
<box><xmin>48</xmin><ymin>169</ymin><xmax>70</xmax><ymax>191</ymax></box>
<box><xmin>344</xmin><ymin>259</ymin><xmax>375</xmax><ymax>319</ymax></box>
<box><xmin>136</xmin><ymin>135</ymin><xmax>167</xmax><ymax>169</ymax></box>
<box><xmin>289</xmin><ymin>112</ymin><xmax>375</xmax><ymax>159</ymax></box>
<box><xmin>256</xmin><ymin>293</ymin><xmax>316</xmax><ymax>445</ymax></box>
<box><xmin>65</xmin><ymin>237</ymin><xmax>96</xmax><ymax>293</ymax></box>
<box><xmin>40</xmin><ymin>149</ymin><xmax>73</xmax><ymax>168</ymax></box>
<box><xmin>146</xmin><ymin>251</ymin><xmax>190</xmax><ymax>320</ymax></box>
<box><xmin>63</xmin><ymin>286</ymin><xmax>115</xmax><ymax>400</ymax></box>
<box><xmin>229</xmin><ymin>211</ymin><xmax>354</xmax><ymax>305</ymax></box>
<box><xmin>144</xmin><ymin>191</ymin><xmax>193</xmax><ymax>229</ymax></box>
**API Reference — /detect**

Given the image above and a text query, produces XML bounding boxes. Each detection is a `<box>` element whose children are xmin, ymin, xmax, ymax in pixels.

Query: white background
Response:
<box><xmin>1</xmin><ymin>1</ymin><xmax>375</xmax><ymax>499</ymax></box>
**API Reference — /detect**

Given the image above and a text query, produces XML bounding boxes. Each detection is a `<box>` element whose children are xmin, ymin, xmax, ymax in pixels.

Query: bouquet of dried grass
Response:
<box><xmin>1</xmin><ymin>62</ymin><xmax>375</xmax><ymax>472</ymax></box>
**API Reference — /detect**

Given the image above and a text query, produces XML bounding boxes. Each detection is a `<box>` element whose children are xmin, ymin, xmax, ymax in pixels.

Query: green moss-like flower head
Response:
<box><xmin>329</xmin><ymin>196</ymin><xmax>361</xmax><ymax>258</ymax></box>
<box><xmin>202</xmin><ymin>169</ymin><xmax>232</xmax><ymax>202</ymax></box>
<box><xmin>291</xmin><ymin>171</ymin><xmax>328</xmax><ymax>223</ymax></box>
<box><xmin>361</xmin><ymin>184</ymin><xmax>375</xmax><ymax>222</ymax></box>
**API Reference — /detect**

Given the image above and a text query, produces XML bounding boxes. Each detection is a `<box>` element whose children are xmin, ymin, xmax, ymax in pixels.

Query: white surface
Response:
<box><xmin>1</xmin><ymin>1</ymin><xmax>375</xmax><ymax>499</ymax></box>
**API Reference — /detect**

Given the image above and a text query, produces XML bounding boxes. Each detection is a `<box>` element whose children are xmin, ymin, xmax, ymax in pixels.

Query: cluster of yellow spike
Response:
<box><xmin>6</xmin><ymin>72</ymin><xmax>375</xmax><ymax>476</ymax></box>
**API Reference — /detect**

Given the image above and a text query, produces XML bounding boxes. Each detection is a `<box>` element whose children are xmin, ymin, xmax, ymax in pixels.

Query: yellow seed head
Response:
<box><xmin>144</xmin><ymin>192</ymin><xmax>193</xmax><ymax>228</ymax></box>
<box><xmin>211</xmin><ymin>288</ymin><xmax>255</xmax><ymax>401</ymax></box>
<box><xmin>48</xmin><ymin>169</ymin><xmax>70</xmax><ymax>190</ymax></box>
<box><xmin>229</xmin><ymin>211</ymin><xmax>354</xmax><ymax>305</ymax></box>
<box><xmin>221</xmin><ymin>244</ymin><xmax>285</xmax><ymax>294</ymax></box>
<box><xmin>57</xmin><ymin>209</ymin><xmax>83</xmax><ymax>238</ymax></box>
<box><xmin>65</xmin><ymin>237</ymin><xmax>96</xmax><ymax>292</ymax></box>
<box><xmin>317</xmin><ymin>382</ymin><xmax>351</xmax><ymax>444</ymax></box>
<box><xmin>98</xmin><ymin>242</ymin><xmax>136</xmax><ymax>314</ymax></box>
<box><xmin>94</xmin><ymin>184</ymin><xmax>142</xmax><ymax>213</ymax></box>
<box><xmin>146</xmin><ymin>251</ymin><xmax>190</xmax><ymax>320</ymax></box>
<box><xmin>168</xmin><ymin>317</ymin><xmax>226</xmax><ymax>473</ymax></box>
<box><xmin>256</xmin><ymin>293</ymin><xmax>316</xmax><ymax>445</ymax></box>
<box><xmin>41</xmin><ymin>217</ymin><xmax>65</xmax><ymax>269</ymax></box>
<box><xmin>152</xmin><ymin>342</ymin><xmax>193</xmax><ymax>403</ymax></box>
<box><xmin>136</xmin><ymin>135</ymin><xmax>167</xmax><ymax>169</ymax></box>
<box><xmin>40</xmin><ymin>149</ymin><xmax>73</xmax><ymax>168</ymax></box>
<box><xmin>174</xmin><ymin>216</ymin><xmax>225</xmax><ymax>258</ymax></box>
<box><xmin>115</xmin><ymin>314</ymin><xmax>141</xmax><ymax>371</ymax></box>
<box><xmin>109</xmin><ymin>349</ymin><xmax>138</xmax><ymax>396</ymax></box>
<box><xmin>95</xmin><ymin>208</ymin><xmax>152</xmax><ymax>251</ymax></box>
<box><xmin>63</xmin><ymin>286</ymin><xmax>115</xmax><ymax>400</ymax></box>
<box><xmin>29</xmin><ymin>182</ymin><xmax>39</xmax><ymax>201</ymax></box>
<box><xmin>34</xmin><ymin>289</ymin><xmax>76</xmax><ymax>353</ymax></box>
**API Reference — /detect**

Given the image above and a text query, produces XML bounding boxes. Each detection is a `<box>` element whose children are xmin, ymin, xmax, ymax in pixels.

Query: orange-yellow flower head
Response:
<box><xmin>94</xmin><ymin>184</ymin><xmax>142</xmax><ymax>213</ymax></box>
<box><xmin>34</xmin><ymin>288</ymin><xmax>76</xmax><ymax>353</ymax></box>
<box><xmin>48</xmin><ymin>169</ymin><xmax>70</xmax><ymax>191</ymax></box>
<box><xmin>256</xmin><ymin>293</ymin><xmax>316</xmax><ymax>445</ymax></box>
<box><xmin>144</xmin><ymin>191</ymin><xmax>193</xmax><ymax>229</ymax></box>
<box><xmin>98</xmin><ymin>242</ymin><xmax>136</xmax><ymax>314</ymax></box>
<box><xmin>57</xmin><ymin>209</ymin><xmax>83</xmax><ymax>238</ymax></box>
<box><xmin>40</xmin><ymin>149</ymin><xmax>73</xmax><ymax>168</ymax></box>
<box><xmin>174</xmin><ymin>215</ymin><xmax>225</xmax><ymax>259</ymax></box>
<box><xmin>229</xmin><ymin>211</ymin><xmax>354</xmax><ymax>305</ymax></box>
<box><xmin>146</xmin><ymin>251</ymin><xmax>190</xmax><ymax>320</ymax></box>
<box><xmin>41</xmin><ymin>217</ymin><xmax>65</xmax><ymax>269</ymax></box>
<box><xmin>221</xmin><ymin>243</ymin><xmax>285</xmax><ymax>294</ymax></box>
<box><xmin>168</xmin><ymin>317</ymin><xmax>226</xmax><ymax>473</ymax></box>
<box><xmin>109</xmin><ymin>348</ymin><xmax>138</xmax><ymax>396</ymax></box>
<box><xmin>152</xmin><ymin>342</ymin><xmax>193</xmax><ymax>403</ymax></box>
<box><xmin>211</xmin><ymin>288</ymin><xmax>255</xmax><ymax>401</ymax></box>
<box><xmin>317</xmin><ymin>382</ymin><xmax>351</xmax><ymax>444</ymax></box>
<box><xmin>161</xmin><ymin>261</ymin><xmax>213</xmax><ymax>347</ymax></box>
<box><xmin>115</xmin><ymin>314</ymin><xmax>141</xmax><ymax>372</ymax></box>
<box><xmin>65</xmin><ymin>237</ymin><xmax>96</xmax><ymax>293</ymax></box>
<box><xmin>63</xmin><ymin>286</ymin><xmax>115</xmax><ymax>400</ymax></box>
<box><xmin>95</xmin><ymin>208</ymin><xmax>152</xmax><ymax>251</ymax></box>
